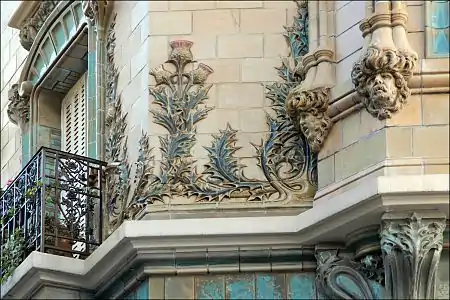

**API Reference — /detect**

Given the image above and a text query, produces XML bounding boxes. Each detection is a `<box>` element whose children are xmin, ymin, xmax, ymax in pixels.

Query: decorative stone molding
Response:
<box><xmin>315</xmin><ymin>249</ymin><xmax>381</xmax><ymax>299</ymax></box>
<box><xmin>83</xmin><ymin>0</ymin><xmax>109</xmax><ymax>27</ymax></box>
<box><xmin>381</xmin><ymin>212</ymin><xmax>446</xmax><ymax>299</ymax></box>
<box><xmin>19</xmin><ymin>1</ymin><xmax>58</xmax><ymax>51</ymax></box>
<box><xmin>351</xmin><ymin>1</ymin><xmax>418</xmax><ymax>120</ymax></box>
<box><xmin>7</xmin><ymin>82</ymin><xmax>33</xmax><ymax>127</ymax></box>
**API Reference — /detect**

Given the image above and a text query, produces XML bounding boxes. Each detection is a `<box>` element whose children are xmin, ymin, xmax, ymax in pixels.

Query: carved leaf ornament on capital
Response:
<box><xmin>102</xmin><ymin>1</ymin><xmax>319</xmax><ymax>232</ymax></box>
<box><xmin>381</xmin><ymin>213</ymin><xmax>446</xmax><ymax>299</ymax></box>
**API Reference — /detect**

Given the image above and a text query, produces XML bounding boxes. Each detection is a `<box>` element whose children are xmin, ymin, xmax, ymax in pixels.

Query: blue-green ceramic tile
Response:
<box><xmin>136</xmin><ymin>280</ymin><xmax>149</xmax><ymax>299</ymax></box>
<box><xmin>287</xmin><ymin>273</ymin><xmax>316</xmax><ymax>300</ymax></box>
<box><xmin>256</xmin><ymin>274</ymin><xmax>285</xmax><ymax>299</ymax></box>
<box><xmin>195</xmin><ymin>276</ymin><xmax>225</xmax><ymax>300</ymax></box>
<box><xmin>225</xmin><ymin>274</ymin><xmax>255</xmax><ymax>300</ymax></box>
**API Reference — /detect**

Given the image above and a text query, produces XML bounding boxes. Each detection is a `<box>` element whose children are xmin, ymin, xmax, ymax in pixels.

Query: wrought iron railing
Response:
<box><xmin>0</xmin><ymin>147</ymin><xmax>106</xmax><ymax>282</ymax></box>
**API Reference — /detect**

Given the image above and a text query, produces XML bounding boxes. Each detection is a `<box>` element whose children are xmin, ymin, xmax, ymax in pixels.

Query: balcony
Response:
<box><xmin>0</xmin><ymin>147</ymin><xmax>106</xmax><ymax>283</ymax></box>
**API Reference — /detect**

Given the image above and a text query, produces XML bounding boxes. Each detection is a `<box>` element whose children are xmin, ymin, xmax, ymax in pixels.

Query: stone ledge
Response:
<box><xmin>2</xmin><ymin>174</ymin><xmax>449</xmax><ymax>299</ymax></box>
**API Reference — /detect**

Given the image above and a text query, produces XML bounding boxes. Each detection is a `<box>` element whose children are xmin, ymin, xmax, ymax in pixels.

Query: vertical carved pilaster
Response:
<box><xmin>381</xmin><ymin>212</ymin><xmax>446</xmax><ymax>299</ymax></box>
<box><xmin>315</xmin><ymin>248</ymin><xmax>378</xmax><ymax>299</ymax></box>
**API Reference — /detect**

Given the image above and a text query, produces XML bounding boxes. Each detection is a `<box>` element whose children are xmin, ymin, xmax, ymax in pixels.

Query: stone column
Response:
<box><xmin>380</xmin><ymin>212</ymin><xmax>446</xmax><ymax>299</ymax></box>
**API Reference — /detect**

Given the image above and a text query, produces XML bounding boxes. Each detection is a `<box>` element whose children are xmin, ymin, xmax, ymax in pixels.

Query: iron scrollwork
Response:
<box><xmin>0</xmin><ymin>148</ymin><xmax>104</xmax><ymax>282</ymax></box>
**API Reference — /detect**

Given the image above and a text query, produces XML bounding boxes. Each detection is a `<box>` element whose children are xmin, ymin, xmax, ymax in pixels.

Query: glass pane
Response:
<box><xmin>165</xmin><ymin>276</ymin><xmax>194</xmax><ymax>299</ymax></box>
<box><xmin>63</xmin><ymin>11</ymin><xmax>76</xmax><ymax>36</ymax></box>
<box><xmin>51</xmin><ymin>22</ymin><xmax>67</xmax><ymax>52</ymax></box>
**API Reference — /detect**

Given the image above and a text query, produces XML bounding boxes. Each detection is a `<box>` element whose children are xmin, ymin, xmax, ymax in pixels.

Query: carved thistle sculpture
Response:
<box><xmin>103</xmin><ymin>1</ymin><xmax>316</xmax><ymax>229</ymax></box>
<box><xmin>381</xmin><ymin>213</ymin><xmax>446</xmax><ymax>299</ymax></box>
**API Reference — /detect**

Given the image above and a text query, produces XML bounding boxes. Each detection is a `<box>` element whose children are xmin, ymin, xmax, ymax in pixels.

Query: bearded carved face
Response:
<box><xmin>362</xmin><ymin>72</ymin><xmax>403</xmax><ymax>120</ymax></box>
<box><xmin>367</xmin><ymin>73</ymin><xmax>397</xmax><ymax>105</ymax></box>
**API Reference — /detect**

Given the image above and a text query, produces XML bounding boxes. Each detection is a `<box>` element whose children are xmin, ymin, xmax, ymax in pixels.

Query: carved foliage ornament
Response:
<box><xmin>315</xmin><ymin>250</ymin><xmax>382</xmax><ymax>299</ymax></box>
<box><xmin>19</xmin><ymin>1</ymin><xmax>58</xmax><ymax>51</ymax></box>
<box><xmin>380</xmin><ymin>213</ymin><xmax>446</xmax><ymax>299</ymax></box>
<box><xmin>351</xmin><ymin>45</ymin><xmax>417</xmax><ymax>120</ymax></box>
<box><xmin>103</xmin><ymin>14</ymin><xmax>155</xmax><ymax>235</ymax></box>
<box><xmin>7</xmin><ymin>83</ymin><xmax>30</xmax><ymax>126</ymax></box>
<box><xmin>83</xmin><ymin>0</ymin><xmax>108</xmax><ymax>26</ymax></box>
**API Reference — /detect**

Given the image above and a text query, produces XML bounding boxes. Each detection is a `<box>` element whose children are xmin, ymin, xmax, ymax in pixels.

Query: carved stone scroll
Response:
<box><xmin>315</xmin><ymin>249</ymin><xmax>379</xmax><ymax>299</ymax></box>
<box><xmin>7</xmin><ymin>82</ymin><xmax>32</xmax><ymax>127</ymax></box>
<box><xmin>381</xmin><ymin>212</ymin><xmax>446</xmax><ymax>299</ymax></box>
<box><xmin>19</xmin><ymin>1</ymin><xmax>58</xmax><ymax>51</ymax></box>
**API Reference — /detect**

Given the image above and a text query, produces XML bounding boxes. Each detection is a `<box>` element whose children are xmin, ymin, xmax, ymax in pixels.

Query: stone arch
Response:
<box><xmin>8</xmin><ymin>1</ymin><xmax>103</xmax><ymax>165</ymax></box>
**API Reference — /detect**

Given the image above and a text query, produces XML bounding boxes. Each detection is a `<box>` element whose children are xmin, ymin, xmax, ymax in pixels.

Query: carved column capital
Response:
<box><xmin>7</xmin><ymin>82</ymin><xmax>32</xmax><ymax>128</ymax></box>
<box><xmin>380</xmin><ymin>212</ymin><xmax>446</xmax><ymax>299</ymax></box>
<box><xmin>315</xmin><ymin>248</ymin><xmax>381</xmax><ymax>299</ymax></box>
<box><xmin>83</xmin><ymin>0</ymin><xmax>109</xmax><ymax>27</ymax></box>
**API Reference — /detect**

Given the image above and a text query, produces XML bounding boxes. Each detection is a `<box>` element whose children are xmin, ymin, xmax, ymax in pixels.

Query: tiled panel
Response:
<box><xmin>117</xmin><ymin>272</ymin><xmax>323</xmax><ymax>299</ymax></box>
<box><xmin>256</xmin><ymin>274</ymin><xmax>285</xmax><ymax>299</ymax></box>
<box><xmin>195</xmin><ymin>275</ymin><xmax>225</xmax><ymax>299</ymax></box>
<box><xmin>287</xmin><ymin>273</ymin><xmax>316</xmax><ymax>300</ymax></box>
<box><xmin>165</xmin><ymin>276</ymin><xmax>195</xmax><ymax>299</ymax></box>
<box><xmin>225</xmin><ymin>274</ymin><xmax>255</xmax><ymax>299</ymax></box>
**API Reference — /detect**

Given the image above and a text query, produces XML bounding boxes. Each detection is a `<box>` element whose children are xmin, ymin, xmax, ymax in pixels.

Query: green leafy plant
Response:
<box><xmin>1</xmin><ymin>228</ymin><xmax>25</xmax><ymax>284</ymax></box>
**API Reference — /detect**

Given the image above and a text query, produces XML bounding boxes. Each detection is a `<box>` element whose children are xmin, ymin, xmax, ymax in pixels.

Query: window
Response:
<box><xmin>61</xmin><ymin>72</ymin><xmax>87</xmax><ymax>156</ymax></box>
<box><xmin>426</xmin><ymin>1</ymin><xmax>450</xmax><ymax>57</ymax></box>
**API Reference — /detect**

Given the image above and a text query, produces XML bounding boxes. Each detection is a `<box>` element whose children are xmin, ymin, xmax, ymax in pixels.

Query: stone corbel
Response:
<box><xmin>7</xmin><ymin>81</ymin><xmax>33</xmax><ymax>129</ymax></box>
<box><xmin>19</xmin><ymin>1</ymin><xmax>58</xmax><ymax>51</ymax></box>
<box><xmin>286</xmin><ymin>47</ymin><xmax>334</xmax><ymax>153</ymax></box>
<box><xmin>380</xmin><ymin>212</ymin><xmax>446</xmax><ymax>299</ymax></box>
<box><xmin>351</xmin><ymin>1</ymin><xmax>418</xmax><ymax>120</ymax></box>
<box><xmin>315</xmin><ymin>248</ymin><xmax>381</xmax><ymax>299</ymax></box>
<box><xmin>83</xmin><ymin>0</ymin><xmax>109</xmax><ymax>28</ymax></box>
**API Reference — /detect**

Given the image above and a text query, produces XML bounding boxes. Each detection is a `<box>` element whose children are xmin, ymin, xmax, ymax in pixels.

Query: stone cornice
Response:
<box><xmin>2</xmin><ymin>174</ymin><xmax>449</xmax><ymax>298</ymax></box>
<box><xmin>7</xmin><ymin>1</ymin><xmax>40</xmax><ymax>29</ymax></box>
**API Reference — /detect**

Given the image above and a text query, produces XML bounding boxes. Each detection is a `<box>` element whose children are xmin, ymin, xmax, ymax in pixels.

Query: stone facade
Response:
<box><xmin>0</xmin><ymin>1</ymin><xmax>449</xmax><ymax>299</ymax></box>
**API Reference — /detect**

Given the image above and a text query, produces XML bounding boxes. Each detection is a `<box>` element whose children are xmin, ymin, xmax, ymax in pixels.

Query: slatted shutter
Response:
<box><xmin>61</xmin><ymin>73</ymin><xmax>86</xmax><ymax>156</ymax></box>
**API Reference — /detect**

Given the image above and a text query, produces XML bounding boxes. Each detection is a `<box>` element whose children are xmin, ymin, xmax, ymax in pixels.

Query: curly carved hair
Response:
<box><xmin>351</xmin><ymin>46</ymin><xmax>417</xmax><ymax>119</ymax></box>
